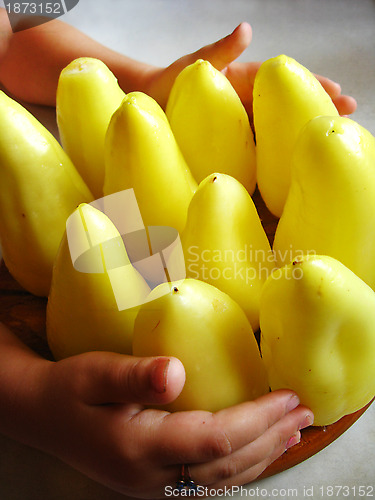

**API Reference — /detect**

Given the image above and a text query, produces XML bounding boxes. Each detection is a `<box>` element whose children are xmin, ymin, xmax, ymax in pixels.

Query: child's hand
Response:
<box><xmin>145</xmin><ymin>22</ymin><xmax>357</xmax><ymax>118</ymax></box>
<box><xmin>27</xmin><ymin>351</ymin><xmax>313</xmax><ymax>498</ymax></box>
<box><xmin>0</xmin><ymin>10</ymin><xmax>356</xmax><ymax>118</ymax></box>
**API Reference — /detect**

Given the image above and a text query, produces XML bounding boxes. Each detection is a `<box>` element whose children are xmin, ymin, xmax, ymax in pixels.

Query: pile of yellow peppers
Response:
<box><xmin>0</xmin><ymin>54</ymin><xmax>374</xmax><ymax>425</ymax></box>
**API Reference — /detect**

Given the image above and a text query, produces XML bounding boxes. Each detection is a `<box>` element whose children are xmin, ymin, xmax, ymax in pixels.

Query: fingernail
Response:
<box><xmin>299</xmin><ymin>413</ymin><xmax>314</xmax><ymax>430</ymax></box>
<box><xmin>150</xmin><ymin>358</ymin><xmax>170</xmax><ymax>393</ymax></box>
<box><xmin>286</xmin><ymin>431</ymin><xmax>301</xmax><ymax>450</ymax></box>
<box><xmin>286</xmin><ymin>394</ymin><xmax>300</xmax><ymax>413</ymax></box>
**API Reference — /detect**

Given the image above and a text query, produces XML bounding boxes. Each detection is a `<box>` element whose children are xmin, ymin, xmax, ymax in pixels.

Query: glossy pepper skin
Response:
<box><xmin>0</xmin><ymin>91</ymin><xmax>93</xmax><ymax>296</ymax></box>
<box><xmin>47</xmin><ymin>204</ymin><xmax>150</xmax><ymax>360</ymax></box>
<box><xmin>260</xmin><ymin>254</ymin><xmax>375</xmax><ymax>426</ymax></box>
<box><xmin>104</xmin><ymin>91</ymin><xmax>197</xmax><ymax>234</ymax></box>
<box><xmin>133</xmin><ymin>279</ymin><xmax>269</xmax><ymax>412</ymax></box>
<box><xmin>57</xmin><ymin>57</ymin><xmax>125</xmax><ymax>199</ymax></box>
<box><xmin>166</xmin><ymin>59</ymin><xmax>256</xmax><ymax>194</ymax></box>
<box><xmin>253</xmin><ymin>55</ymin><xmax>338</xmax><ymax>217</ymax></box>
<box><xmin>273</xmin><ymin>115</ymin><xmax>375</xmax><ymax>291</ymax></box>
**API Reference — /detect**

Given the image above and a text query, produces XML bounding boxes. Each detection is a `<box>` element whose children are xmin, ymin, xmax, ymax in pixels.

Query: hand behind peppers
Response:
<box><xmin>0</xmin><ymin>11</ymin><xmax>356</xmax><ymax>117</ymax></box>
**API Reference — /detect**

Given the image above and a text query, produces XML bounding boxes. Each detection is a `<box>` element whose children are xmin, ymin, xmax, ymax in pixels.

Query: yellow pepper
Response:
<box><xmin>260</xmin><ymin>254</ymin><xmax>375</xmax><ymax>426</ymax></box>
<box><xmin>0</xmin><ymin>91</ymin><xmax>93</xmax><ymax>296</ymax></box>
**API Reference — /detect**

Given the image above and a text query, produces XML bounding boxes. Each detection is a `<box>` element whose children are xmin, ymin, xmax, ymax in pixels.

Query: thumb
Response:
<box><xmin>183</xmin><ymin>22</ymin><xmax>252</xmax><ymax>71</ymax></box>
<box><xmin>68</xmin><ymin>352</ymin><xmax>186</xmax><ymax>406</ymax></box>
<box><xmin>149</xmin><ymin>22</ymin><xmax>252</xmax><ymax>109</ymax></box>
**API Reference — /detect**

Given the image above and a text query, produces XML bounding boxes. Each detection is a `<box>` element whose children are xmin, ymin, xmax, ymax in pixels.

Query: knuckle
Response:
<box><xmin>124</xmin><ymin>359</ymin><xmax>143</xmax><ymax>398</ymax></box>
<box><xmin>59</xmin><ymin>354</ymin><xmax>91</xmax><ymax>397</ymax></box>
<box><xmin>274</xmin><ymin>424</ymin><xmax>298</xmax><ymax>455</ymax></box>
<box><xmin>215</xmin><ymin>458</ymin><xmax>241</xmax><ymax>481</ymax></box>
<box><xmin>206</xmin><ymin>423</ymin><xmax>233</xmax><ymax>459</ymax></box>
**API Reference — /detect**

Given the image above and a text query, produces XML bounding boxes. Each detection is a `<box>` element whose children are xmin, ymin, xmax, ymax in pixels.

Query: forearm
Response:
<box><xmin>0</xmin><ymin>323</ymin><xmax>51</xmax><ymax>448</ymax></box>
<box><xmin>0</xmin><ymin>11</ymin><xmax>356</xmax><ymax>118</ymax></box>
<box><xmin>0</xmin><ymin>8</ymin><xmax>159</xmax><ymax>106</ymax></box>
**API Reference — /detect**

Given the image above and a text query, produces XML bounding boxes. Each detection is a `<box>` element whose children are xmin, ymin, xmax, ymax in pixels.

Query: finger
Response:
<box><xmin>223</xmin><ymin>60</ymin><xmax>261</xmax><ymax>102</ymax></box>
<box><xmin>152</xmin><ymin>23</ymin><xmax>252</xmax><ymax>109</ymax></box>
<box><xmin>146</xmin><ymin>389</ymin><xmax>302</xmax><ymax>465</ymax></box>
<box><xmin>65</xmin><ymin>351</ymin><xmax>186</xmax><ymax>406</ymax></box>
<box><xmin>125</xmin><ymin>436</ymin><xmax>294</xmax><ymax>499</ymax></box>
<box><xmin>144</xmin><ymin>402</ymin><xmax>311</xmax><ymax>497</ymax></box>
<box><xmin>190</xmin><ymin>22</ymin><xmax>253</xmax><ymax>71</ymax></box>
<box><xmin>332</xmin><ymin>94</ymin><xmax>357</xmax><ymax>116</ymax></box>
<box><xmin>163</xmin><ymin>22</ymin><xmax>252</xmax><ymax>90</ymax></box>
<box><xmin>190</xmin><ymin>405</ymin><xmax>313</xmax><ymax>487</ymax></box>
<box><xmin>207</xmin><ymin>437</ymin><xmax>295</xmax><ymax>493</ymax></box>
<box><xmin>142</xmin><ymin>431</ymin><xmax>298</xmax><ymax>499</ymax></box>
<box><xmin>315</xmin><ymin>73</ymin><xmax>342</xmax><ymax>99</ymax></box>
<box><xmin>314</xmin><ymin>74</ymin><xmax>357</xmax><ymax>116</ymax></box>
